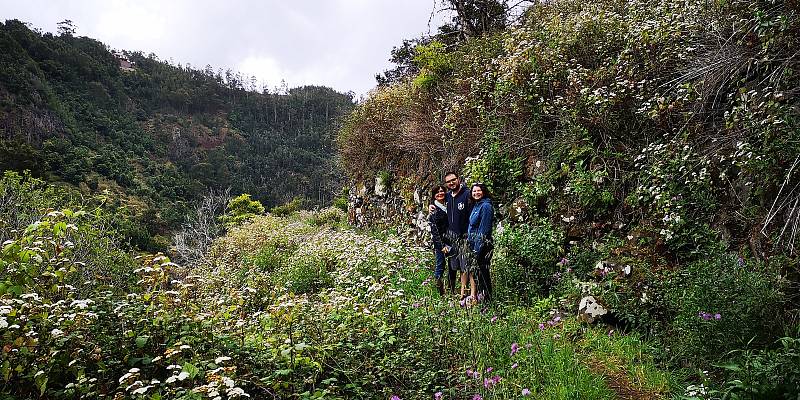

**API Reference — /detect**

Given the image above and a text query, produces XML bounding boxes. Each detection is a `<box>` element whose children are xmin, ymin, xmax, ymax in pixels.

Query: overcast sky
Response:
<box><xmin>3</xmin><ymin>0</ymin><xmax>448</xmax><ymax>96</ymax></box>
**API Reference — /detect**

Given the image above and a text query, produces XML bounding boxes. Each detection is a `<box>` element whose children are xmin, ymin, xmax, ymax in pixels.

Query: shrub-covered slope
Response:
<box><xmin>339</xmin><ymin>0</ymin><xmax>800</xmax><ymax>394</ymax></box>
<box><xmin>0</xmin><ymin>19</ymin><xmax>354</xmax><ymax>248</ymax></box>
<box><xmin>1</xmin><ymin>173</ymin><xmax>672</xmax><ymax>399</ymax></box>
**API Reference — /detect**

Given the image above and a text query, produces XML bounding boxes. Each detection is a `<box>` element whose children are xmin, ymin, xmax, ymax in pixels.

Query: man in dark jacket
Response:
<box><xmin>431</xmin><ymin>172</ymin><xmax>473</xmax><ymax>295</ymax></box>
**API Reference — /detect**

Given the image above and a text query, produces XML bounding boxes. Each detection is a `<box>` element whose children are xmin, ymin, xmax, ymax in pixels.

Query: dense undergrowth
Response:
<box><xmin>337</xmin><ymin>0</ymin><xmax>800</xmax><ymax>397</ymax></box>
<box><xmin>1</xmin><ymin>172</ymin><xmax>678</xmax><ymax>399</ymax></box>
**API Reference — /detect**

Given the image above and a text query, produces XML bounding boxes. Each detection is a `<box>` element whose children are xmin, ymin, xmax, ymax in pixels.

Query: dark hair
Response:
<box><xmin>430</xmin><ymin>185</ymin><xmax>447</xmax><ymax>202</ymax></box>
<box><xmin>469</xmin><ymin>183</ymin><xmax>491</xmax><ymax>203</ymax></box>
<box><xmin>443</xmin><ymin>171</ymin><xmax>459</xmax><ymax>180</ymax></box>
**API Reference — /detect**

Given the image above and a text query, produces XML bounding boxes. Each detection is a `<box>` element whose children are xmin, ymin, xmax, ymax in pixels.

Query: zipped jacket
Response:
<box><xmin>467</xmin><ymin>198</ymin><xmax>493</xmax><ymax>255</ymax></box>
<box><xmin>446</xmin><ymin>183</ymin><xmax>472</xmax><ymax>239</ymax></box>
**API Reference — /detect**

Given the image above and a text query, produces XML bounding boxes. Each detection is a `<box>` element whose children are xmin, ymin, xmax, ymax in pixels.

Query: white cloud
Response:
<box><xmin>2</xmin><ymin>0</ymin><xmax>450</xmax><ymax>96</ymax></box>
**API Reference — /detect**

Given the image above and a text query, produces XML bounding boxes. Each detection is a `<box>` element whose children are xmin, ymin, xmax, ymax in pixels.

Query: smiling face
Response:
<box><xmin>434</xmin><ymin>188</ymin><xmax>446</xmax><ymax>202</ymax></box>
<box><xmin>444</xmin><ymin>173</ymin><xmax>460</xmax><ymax>191</ymax></box>
<box><xmin>471</xmin><ymin>185</ymin><xmax>484</xmax><ymax>201</ymax></box>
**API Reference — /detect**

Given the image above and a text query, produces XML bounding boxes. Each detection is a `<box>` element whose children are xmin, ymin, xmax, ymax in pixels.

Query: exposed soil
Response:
<box><xmin>588</xmin><ymin>359</ymin><xmax>665</xmax><ymax>400</ymax></box>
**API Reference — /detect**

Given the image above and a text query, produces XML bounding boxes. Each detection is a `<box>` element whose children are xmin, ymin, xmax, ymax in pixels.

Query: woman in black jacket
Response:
<box><xmin>428</xmin><ymin>185</ymin><xmax>450</xmax><ymax>296</ymax></box>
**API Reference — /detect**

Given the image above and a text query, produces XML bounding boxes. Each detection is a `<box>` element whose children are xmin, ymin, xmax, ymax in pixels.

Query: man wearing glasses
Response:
<box><xmin>431</xmin><ymin>171</ymin><xmax>473</xmax><ymax>296</ymax></box>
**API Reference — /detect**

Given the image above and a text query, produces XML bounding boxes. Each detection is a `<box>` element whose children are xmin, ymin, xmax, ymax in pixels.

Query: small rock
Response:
<box><xmin>578</xmin><ymin>295</ymin><xmax>608</xmax><ymax>323</ymax></box>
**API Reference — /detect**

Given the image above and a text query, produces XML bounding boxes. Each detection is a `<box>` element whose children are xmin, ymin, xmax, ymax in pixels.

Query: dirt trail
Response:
<box><xmin>588</xmin><ymin>360</ymin><xmax>665</xmax><ymax>400</ymax></box>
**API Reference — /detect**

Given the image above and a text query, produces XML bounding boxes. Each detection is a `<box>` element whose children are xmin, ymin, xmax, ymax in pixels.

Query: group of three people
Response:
<box><xmin>428</xmin><ymin>171</ymin><xmax>494</xmax><ymax>305</ymax></box>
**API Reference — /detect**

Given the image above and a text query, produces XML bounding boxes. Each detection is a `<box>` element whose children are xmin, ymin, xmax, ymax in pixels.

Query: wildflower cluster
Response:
<box><xmin>698</xmin><ymin>311</ymin><xmax>722</xmax><ymax>321</ymax></box>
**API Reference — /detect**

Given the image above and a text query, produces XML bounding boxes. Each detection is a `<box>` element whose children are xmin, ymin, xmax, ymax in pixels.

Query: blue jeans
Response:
<box><xmin>434</xmin><ymin>248</ymin><xmax>446</xmax><ymax>279</ymax></box>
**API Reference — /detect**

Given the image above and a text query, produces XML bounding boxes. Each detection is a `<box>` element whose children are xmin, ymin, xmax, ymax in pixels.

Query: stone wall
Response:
<box><xmin>347</xmin><ymin>175</ymin><xmax>432</xmax><ymax>245</ymax></box>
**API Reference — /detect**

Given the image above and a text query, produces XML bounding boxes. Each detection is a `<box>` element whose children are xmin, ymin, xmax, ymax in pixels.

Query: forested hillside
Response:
<box><xmin>0</xmin><ymin>19</ymin><xmax>353</xmax><ymax>249</ymax></box>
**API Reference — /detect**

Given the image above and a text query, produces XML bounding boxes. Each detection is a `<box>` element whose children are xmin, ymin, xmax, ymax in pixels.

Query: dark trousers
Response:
<box><xmin>475</xmin><ymin>247</ymin><xmax>493</xmax><ymax>301</ymax></box>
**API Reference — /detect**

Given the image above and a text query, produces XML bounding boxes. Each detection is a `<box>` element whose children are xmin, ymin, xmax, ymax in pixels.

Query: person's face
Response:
<box><xmin>471</xmin><ymin>186</ymin><xmax>484</xmax><ymax>200</ymax></box>
<box><xmin>435</xmin><ymin>188</ymin><xmax>446</xmax><ymax>202</ymax></box>
<box><xmin>444</xmin><ymin>174</ymin><xmax>459</xmax><ymax>190</ymax></box>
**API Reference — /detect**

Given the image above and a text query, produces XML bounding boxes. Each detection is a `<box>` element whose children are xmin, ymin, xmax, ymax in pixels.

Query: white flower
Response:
<box><xmin>215</xmin><ymin>356</ymin><xmax>231</xmax><ymax>364</ymax></box>
<box><xmin>0</xmin><ymin>318</ymin><xmax>7</xmax><ymax>329</ymax></box>
<box><xmin>70</xmin><ymin>299</ymin><xmax>93</xmax><ymax>309</ymax></box>
<box><xmin>177</xmin><ymin>371</ymin><xmax>190</xmax><ymax>381</ymax></box>
<box><xmin>119</xmin><ymin>372</ymin><xmax>134</xmax><ymax>383</ymax></box>
<box><xmin>51</xmin><ymin>328</ymin><xmax>64</xmax><ymax>337</ymax></box>
<box><xmin>222</xmin><ymin>377</ymin><xmax>235</xmax><ymax>388</ymax></box>
<box><xmin>131</xmin><ymin>386</ymin><xmax>151</xmax><ymax>395</ymax></box>
<box><xmin>20</xmin><ymin>293</ymin><xmax>39</xmax><ymax>301</ymax></box>
<box><xmin>227</xmin><ymin>387</ymin><xmax>250</xmax><ymax>397</ymax></box>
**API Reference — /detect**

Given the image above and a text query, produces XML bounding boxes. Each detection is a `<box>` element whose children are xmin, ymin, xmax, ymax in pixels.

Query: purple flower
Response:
<box><xmin>511</xmin><ymin>363</ymin><xmax>518</xmax><ymax>369</ymax></box>
<box><xmin>538</xmin><ymin>323</ymin><xmax>545</xmax><ymax>330</ymax></box>
<box><xmin>553</xmin><ymin>316</ymin><xmax>561</xmax><ymax>323</ymax></box>
<box><xmin>434</xmin><ymin>392</ymin><xmax>443</xmax><ymax>400</ymax></box>
<box><xmin>714</xmin><ymin>313</ymin><xmax>721</xmax><ymax>320</ymax></box>
<box><xmin>522</xmin><ymin>388</ymin><xmax>531</xmax><ymax>396</ymax></box>
<box><xmin>477</xmin><ymin>292</ymin><xmax>485</xmax><ymax>302</ymax></box>
<box><xmin>412</xmin><ymin>302</ymin><xmax>421</xmax><ymax>309</ymax></box>
<box><xmin>491</xmin><ymin>315</ymin><xmax>498</xmax><ymax>323</ymax></box>
<box><xmin>485</xmin><ymin>367</ymin><xmax>493</xmax><ymax>373</ymax></box>
<box><xmin>483</xmin><ymin>375</ymin><xmax>501</xmax><ymax>388</ymax></box>
<box><xmin>466</xmin><ymin>369</ymin><xmax>473</xmax><ymax>377</ymax></box>
<box><xmin>510</xmin><ymin>342</ymin><xmax>520</xmax><ymax>356</ymax></box>
<box><xmin>472</xmin><ymin>395</ymin><xmax>483</xmax><ymax>400</ymax></box>
<box><xmin>391</xmin><ymin>396</ymin><xmax>401</xmax><ymax>400</ymax></box>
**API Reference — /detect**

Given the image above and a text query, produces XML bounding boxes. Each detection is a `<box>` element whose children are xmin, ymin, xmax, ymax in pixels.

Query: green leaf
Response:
<box><xmin>182</xmin><ymin>362</ymin><xmax>200</xmax><ymax>379</ymax></box>
<box><xmin>136</xmin><ymin>336</ymin><xmax>149</xmax><ymax>348</ymax></box>
<box><xmin>36</xmin><ymin>374</ymin><xmax>48</xmax><ymax>395</ymax></box>
<box><xmin>1</xmin><ymin>360</ymin><xmax>10</xmax><ymax>381</ymax></box>
<box><xmin>8</xmin><ymin>285</ymin><xmax>22</xmax><ymax>296</ymax></box>
<box><xmin>321</xmin><ymin>377</ymin><xmax>337</xmax><ymax>385</ymax></box>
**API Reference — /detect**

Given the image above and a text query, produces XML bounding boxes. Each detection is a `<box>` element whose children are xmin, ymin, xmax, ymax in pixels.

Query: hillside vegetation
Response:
<box><xmin>2</xmin><ymin>172</ymin><xmax>675</xmax><ymax>399</ymax></box>
<box><xmin>339</xmin><ymin>0</ymin><xmax>800</xmax><ymax>396</ymax></box>
<box><xmin>0</xmin><ymin>19</ymin><xmax>354</xmax><ymax>249</ymax></box>
<box><xmin>2</xmin><ymin>0</ymin><xmax>800</xmax><ymax>399</ymax></box>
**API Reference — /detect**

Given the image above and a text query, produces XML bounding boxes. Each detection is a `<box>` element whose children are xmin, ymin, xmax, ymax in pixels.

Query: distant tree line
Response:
<box><xmin>0</xmin><ymin>19</ymin><xmax>354</xmax><ymax>249</ymax></box>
